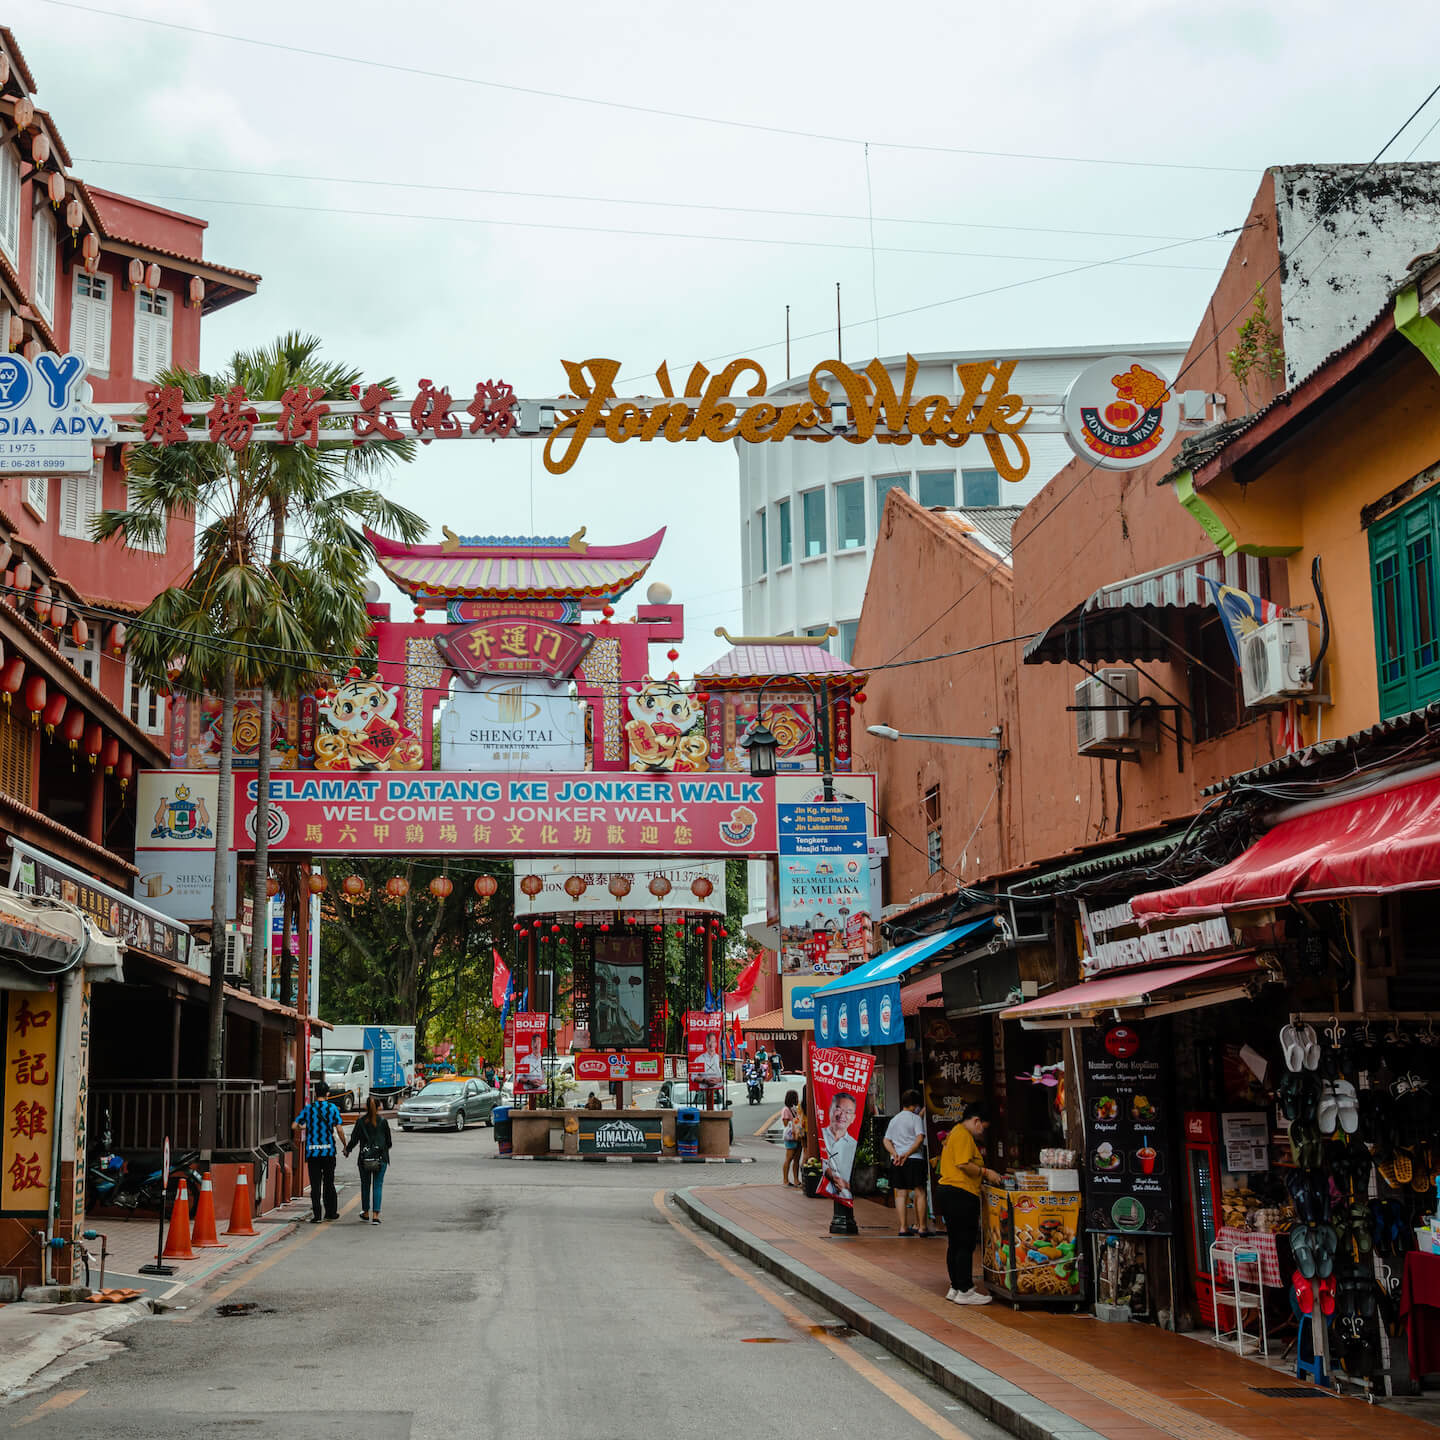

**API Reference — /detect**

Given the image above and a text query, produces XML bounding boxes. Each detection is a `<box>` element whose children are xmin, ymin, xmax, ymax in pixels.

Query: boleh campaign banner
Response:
<box><xmin>812</xmin><ymin>1046</ymin><xmax>875</xmax><ymax>1208</ymax></box>
<box><xmin>511</xmin><ymin>1014</ymin><xmax>547</xmax><ymax>1093</ymax></box>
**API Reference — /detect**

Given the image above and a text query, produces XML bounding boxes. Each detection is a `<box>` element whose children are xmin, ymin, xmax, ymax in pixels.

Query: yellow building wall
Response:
<box><xmin>1197</xmin><ymin>347</ymin><xmax>1440</xmax><ymax>744</ymax></box>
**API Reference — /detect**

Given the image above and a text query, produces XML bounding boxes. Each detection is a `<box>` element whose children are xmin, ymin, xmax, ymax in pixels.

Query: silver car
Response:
<box><xmin>397</xmin><ymin>1079</ymin><xmax>497</xmax><ymax>1132</ymax></box>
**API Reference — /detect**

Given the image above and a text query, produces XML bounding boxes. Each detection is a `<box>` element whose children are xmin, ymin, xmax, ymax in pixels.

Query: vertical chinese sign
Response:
<box><xmin>3</xmin><ymin>991</ymin><xmax>58</xmax><ymax>1213</ymax></box>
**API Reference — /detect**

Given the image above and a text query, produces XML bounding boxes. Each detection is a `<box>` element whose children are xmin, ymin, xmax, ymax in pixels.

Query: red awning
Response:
<box><xmin>1000</xmin><ymin>956</ymin><xmax>1256</xmax><ymax>1027</ymax></box>
<box><xmin>1132</xmin><ymin>773</ymin><xmax>1440</xmax><ymax>921</ymax></box>
<box><xmin>900</xmin><ymin>977</ymin><xmax>943</xmax><ymax>1017</ymax></box>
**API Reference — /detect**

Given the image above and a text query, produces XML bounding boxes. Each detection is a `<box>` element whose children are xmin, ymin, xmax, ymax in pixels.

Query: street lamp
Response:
<box><xmin>866</xmin><ymin>724</ymin><xmax>1002</xmax><ymax>750</ymax></box>
<box><xmin>741</xmin><ymin>675</ymin><xmax>835</xmax><ymax>801</ymax></box>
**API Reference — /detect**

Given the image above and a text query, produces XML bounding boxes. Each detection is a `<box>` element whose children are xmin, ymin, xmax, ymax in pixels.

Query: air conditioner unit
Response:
<box><xmin>1240</xmin><ymin>617</ymin><xmax>1312</xmax><ymax>707</ymax></box>
<box><xmin>222</xmin><ymin>931</ymin><xmax>247</xmax><ymax>978</ymax></box>
<box><xmin>1074</xmin><ymin>669</ymin><xmax>1139</xmax><ymax>755</ymax></box>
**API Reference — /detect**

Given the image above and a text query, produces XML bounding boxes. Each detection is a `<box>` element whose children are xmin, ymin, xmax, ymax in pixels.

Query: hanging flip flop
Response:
<box><xmin>1334</xmin><ymin>1079</ymin><xmax>1360</xmax><ymax>1135</ymax></box>
<box><xmin>1317</xmin><ymin>1081</ymin><xmax>1340</xmax><ymax>1137</ymax></box>
<box><xmin>1301</xmin><ymin>1023</ymin><xmax>1321</xmax><ymax>1071</ymax></box>
<box><xmin>1290</xmin><ymin>1226</ymin><xmax>1316</xmax><ymax>1278</ymax></box>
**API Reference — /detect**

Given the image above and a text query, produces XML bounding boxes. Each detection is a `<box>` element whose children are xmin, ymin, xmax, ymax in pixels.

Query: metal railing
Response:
<box><xmin>89</xmin><ymin>1079</ymin><xmax>297</xmax><ymax>1157</ymax></box>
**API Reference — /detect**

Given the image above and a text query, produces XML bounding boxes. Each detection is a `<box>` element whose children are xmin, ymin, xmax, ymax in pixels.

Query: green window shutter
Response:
<box><xmin>1372</xmin><ymin>510</ymin><xmax>1410</xmax><ymax>717</ymax></box>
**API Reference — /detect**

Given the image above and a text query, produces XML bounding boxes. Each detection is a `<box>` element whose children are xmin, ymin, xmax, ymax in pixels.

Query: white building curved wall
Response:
<box><xmin>736</xmin><ymin>343</ymin><xmax>1185</xmax><ymax>659</ymax></box>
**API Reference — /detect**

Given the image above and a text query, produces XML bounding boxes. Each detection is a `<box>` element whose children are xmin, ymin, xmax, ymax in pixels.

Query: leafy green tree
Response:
<box><xmin>96</xmin><ymin>334</ymin><xmax>423</xmax><ymax>1079</ymax></box>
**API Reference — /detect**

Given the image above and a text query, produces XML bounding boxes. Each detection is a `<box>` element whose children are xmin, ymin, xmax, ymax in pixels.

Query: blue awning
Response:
<box><xmin>812</xmin><ymin>918</ymin><xmax>995</xmax><ymax>1048</ymax></box>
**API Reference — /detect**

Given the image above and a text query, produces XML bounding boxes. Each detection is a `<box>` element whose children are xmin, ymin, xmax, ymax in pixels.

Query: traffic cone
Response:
<box><xmin>225</xmin><ymin>1168</ymin><xmax>258</xmax><ymax>1237</ymax></box>
<box><xmin>161</xmin><ymin>1177</ymin><xmax>195</xmax><ymax>1260</ymax></box>
<box><xmin>190</xmin><ymin>1174</ymin><xmax>228</xmax><ymax>1249</ymax></box>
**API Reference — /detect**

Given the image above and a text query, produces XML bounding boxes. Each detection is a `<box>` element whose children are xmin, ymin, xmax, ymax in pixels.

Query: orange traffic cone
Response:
<box><xmin>190</xmin><ymin>1174</ymin><xmax>228</xmax><ymax>1249</ymax></box>
<box><xmin>161</xmin><ymin>1177</ymin><xmax>195</xmax><ymax>1260</ymax></box>
<box><xmin>225</xmin><ymin>1168</ymin><xmax>258</xmax><ymax>1237</ymax></box>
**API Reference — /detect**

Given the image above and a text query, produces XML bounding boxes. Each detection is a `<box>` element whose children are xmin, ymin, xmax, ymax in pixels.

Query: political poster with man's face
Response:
<box><xmin>512</xmin><ymin>1013</ymin><xmax>547</xmax><ymax>1094</ymax></box>
<box><xmin>811</xmin><ymin>1046</ymin><xmax>875</xmax><ymax>1209</ymax></box>
<box><xmin>685</xmin><ymin>1010</ymin><xmax>725</xmax><ymax>1089</ymax></box>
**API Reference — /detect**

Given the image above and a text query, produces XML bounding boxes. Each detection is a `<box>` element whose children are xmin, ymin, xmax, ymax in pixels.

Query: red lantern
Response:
<box><xmin>599</xmin><ymin>922</ymin><xmax>610</xmax><ymax>932</ymax></box>
<box><xmin>608</xmin><ymin>874</ymin><xmax>632</xmax><ymax>899</ymax></box>
<box><xmin>46</xmin><ymin>171</ymin><xmax>64</xmax><ymax>208</ymax></box>
<box><xmin>563</xmin><ymin>875</ymin><xmax>587</xmax><ymax>902</ymax></box>
<box><xmin>512</xmin><ymin>923</ymin><xmax>522</xmax><ymax>933</ymax></box>
<box><xmin>32</xmin><ymin>582</ymin><xmax>51</xmax><ymax>625</ymax></box>
<box><xmin>694</xmin><ymin>691</ymin><xmax>709</xmax><ymax>705</ymax></box>
<box><xmin>65</xmin><ymin>197</ymin><xmax>81</xmax><ymax>233</ymax></box>
<box><xmin>342</xmin><ymin>874</ymin><xmax>367</xmax><ymax>910</ymax></box>
<box><xmin>40</xmin><ymin>690</ymin><xmax>65</xmax><ymax>736</ymax></box>
<box><xmin>127</xmin><ymin>258</ymin><xmax>145</xmax><ymax>289</ymax></box>
<box><xmin>109</xmin><ymin>622</ymin><xmax>126</xmax><ymax>657</ymax></box>
<box><xmin>12</xmin><ymin>97</ymin><xmax>32</xmax><ymax>130</ymax></box>
<box><xmin>30</xmin><ymin>132</ymin><xmax>49</xmax><ymax>169</ymax></box>
<box><xmin>666</xmin><ymin>648</ymin><xmax>679</xmax><ymax>662</ymax></box>
<box><xmin>412</xmin><ymin>604</ymin><xmax>426</xmax><ymax>621</ymax></box>
<box><xmin>145</xmin><ymin>262</ymin><xmax>161</xmax><ymax>291</ymax></box>
<box><xmin>853</xmin><ymin>691</ymin><xmax>867</xmax><ymax>704</ymax></box>
<box><xmin>266</xmin><ymin>874</ymin><xmax>281</xmax><ymax>897</ymax></box>
<box><xmin>5</xmin><ymin>316</ymin><xmax>19</xmax><ymax>352</ymax></box>
<box><xmin>652</xmin><ymin>923</ymin><xmax>663</xmax><ymax>933</ymax></box>
<box><xmin>61</xmin><ymin>707</ymin><xmax>84</xmax><ymax>751</ymax></box>
<box><xmin>307</xmin><ymin>872</ymin><xmax>328</xmax><ymax>895</ymax></box>
<box><xmin>520</xmin><ymin>874</ymin><xmax>544</xmax><ymax>898</ymax></box>
<box><xmin>99</xmin><ymin>733</ymin><xmax>117</xmax><ymax>772</ymax></box>
<box><xmin>81</xmin><ymin>233</ymin><xmax>99</xmax><ymax>264</ymax></box>
<box><xmin>648</xmin><ymin>875</ymin><xmax>672</xmax><ymax>899</ymax></box>
<box><xmin>188</xmin><ymin>276</ymin><xmax>205</xmax><ymax>309</ymax></box>
<box><xmin>12</xmin><ymin>560</ymin><xmax>30</xmax><ymax>594</ymax></box>
<box><xmin>573</xmin><ymin>917</ymin><xmax>583</xmax><ymax>929</ymax></box>
<box><xmin>71</xmin><ymin>617</ymin><xmax>89</xmax><ymax>648</ymax></box>
<box><xmin>428</xmin><ymin>875</ymin><xmax>453</xmax><ymax>900</ymax></box>
<box><xmin>601</xmin><ymin>605</ymin><xmax>614</xmax><ymax>618</ymax></box>
<box><xmin>1</xmin><ymin>658</ymin><xmax>25</xmax><ymax>709</ymax></box>
<box><xmin>116</xmin><ymin>751</ymin><xmax>133</xmax><ymax>790</ymax></box>
<box><xmin>48</xmin><ymin>600</ymin><xmax>66</xmax><ymax>631</ymax></box>
<box><xmin>474</xmin><ymin>874</ymin><xmax>497</xmax><ymax>901</ymax></box>
<box><xmin>385</xmin><ymin>875</ymin><xmax>410</xmax><ymax>902</ymax></box>
<box><xmin>550</xmin><ymin>924</ymin><xmax>560</xmax><ymax>935</ymax></box>
<box><xmin>690</xmin><ymin>876</ymin><xmax>714</xmax><ymax>901</ymax></box>
<box><xmin>23</xmin><ymin>674</ymin><xmax>45</xmax><ymax>725</ymax></box>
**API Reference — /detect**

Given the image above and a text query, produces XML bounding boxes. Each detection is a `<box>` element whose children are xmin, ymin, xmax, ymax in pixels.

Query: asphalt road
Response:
<box><xmin>0</xmin><ymin>1113</ymin><xmax>1008</xmax><ymax>1440</ymax></box>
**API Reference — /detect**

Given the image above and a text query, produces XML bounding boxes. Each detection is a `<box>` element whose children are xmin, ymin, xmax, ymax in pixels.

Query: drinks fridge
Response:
<box><xmin>1182</xmin><ymin>1111</ymin><xmax>1223</xmax><ymax>1326</ymax></box>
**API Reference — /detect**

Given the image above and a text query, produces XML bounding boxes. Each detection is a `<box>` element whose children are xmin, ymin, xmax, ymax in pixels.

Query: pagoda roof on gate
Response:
<box><xmin>698</xmin><ymin>639</ymin><xmax>867</xmax><ymax>692</ymax></box>
<box><xmin>365</xmin><ymin>526</ymin><xmax>665</xmax><ymax>606</ymax></box>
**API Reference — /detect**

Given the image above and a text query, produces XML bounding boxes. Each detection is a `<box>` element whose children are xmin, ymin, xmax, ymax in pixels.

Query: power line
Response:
<box><xmin>42</xmin><ymin>0</ymin><xmax>1254</xmax><ymax>175</ymax></box>
<box><xmin>116</xmin><ymin>189</ymin><xmax>1223</xmax><ymax>272</ymax></box>
<box><xmin>72</xmin><ymin>156</ymin><xmax>1238</xmax><ymax>246</ymax></box>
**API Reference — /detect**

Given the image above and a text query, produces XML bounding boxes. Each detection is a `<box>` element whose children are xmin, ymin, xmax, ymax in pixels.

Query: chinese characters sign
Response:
<box><xmin>919</xmin><ymin>1010</ymin><xmax>987</xmax><ymax>1161</ymax></box>
<box><xmin>436</xmin><ymin>616</ymin><xmax>593</xmax><ymax>685</ymax></box>
<box><xmin>235</xmin><ymin>773</ymin><xmax>777</xmax><ymax>856</ymax></box>
<box><xmin>3</xmin><ymin>991</ymin><xmax>57</xmax><ymax>1213</ymax></box>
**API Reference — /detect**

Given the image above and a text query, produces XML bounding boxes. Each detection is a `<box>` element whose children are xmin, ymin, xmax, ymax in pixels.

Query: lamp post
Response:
<box><xmin>866</xmin><ymin>724</ymin><xmax>1002</xmax><ymax>750</ymax></box>
<box><xmin>741</xmin><ymin>675</ymin><xmax>836</xmax><ymax>801</ymax></box>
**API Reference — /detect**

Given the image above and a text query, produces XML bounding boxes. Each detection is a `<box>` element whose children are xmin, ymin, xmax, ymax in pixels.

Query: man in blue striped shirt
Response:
<box><xmin>293</xmin><ymin>1082</ymin><xmax>347</xmax><ymax>1223</ymax></box>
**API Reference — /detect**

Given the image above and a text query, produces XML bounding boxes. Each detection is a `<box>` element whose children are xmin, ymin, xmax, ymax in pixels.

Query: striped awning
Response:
<box><xmin>1024</xmin><ymin>552</ymin><xmax>1269</xmax><ymax>665</ymax></box>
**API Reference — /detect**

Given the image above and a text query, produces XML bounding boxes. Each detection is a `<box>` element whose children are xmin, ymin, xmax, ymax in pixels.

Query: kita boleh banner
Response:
<box><xmin>234</xmin><ymin>774</ymin><xmax>778</xmax><ymax>855</ymax></box>
<box><xmin>685</xmin><ymin>1010</ymin><xmax>726</xmax><ymax>1090</ymax></box>
<box><xmin>511</xmin><ymin>1013</ymin><xmax>548</xmax><ymax>1094</ymax></box>
<box><xmin>812</xmin><ymin>1046</ymin><xmax>876</xmax><ymax>1208</ymax></box>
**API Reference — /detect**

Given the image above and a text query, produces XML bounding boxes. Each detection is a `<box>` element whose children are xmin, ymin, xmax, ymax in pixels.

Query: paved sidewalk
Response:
<box><xmin>678</xmin><ymin>1183</ymin><xmax>1440</xmax><ymax>1440</ymax></box>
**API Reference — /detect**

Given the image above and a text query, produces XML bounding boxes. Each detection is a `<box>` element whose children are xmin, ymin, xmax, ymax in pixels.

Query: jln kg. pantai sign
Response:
<box><xmin>235</xmin><ymin>773</ymin><xmax>778</xmax><ymax>856</ymax></box>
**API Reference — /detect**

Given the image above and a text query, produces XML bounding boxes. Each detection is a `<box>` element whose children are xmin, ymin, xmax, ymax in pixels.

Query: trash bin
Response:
<box><xmin>493</xmin><ymin>1106</ymin><xmax>512</xmax><ymax>1156</ymax></box>
<box><xmin>676</xmin><ymin>1106</ymin><xmax>700</xmax><ymax>1157</ymax></box>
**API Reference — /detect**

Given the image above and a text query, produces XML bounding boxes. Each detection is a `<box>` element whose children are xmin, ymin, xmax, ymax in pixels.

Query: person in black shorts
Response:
<box><xmin>883</xmin><ymin>1090</ymin><xmax>932</xmax><ymax>1236</ymax></box>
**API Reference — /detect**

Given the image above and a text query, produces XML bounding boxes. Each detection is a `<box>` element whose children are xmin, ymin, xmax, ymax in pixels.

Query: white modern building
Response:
<box><xmin>736</xmin><ymin>343</ymin><xmax>1186</xmax><ymax>660</ymax></box>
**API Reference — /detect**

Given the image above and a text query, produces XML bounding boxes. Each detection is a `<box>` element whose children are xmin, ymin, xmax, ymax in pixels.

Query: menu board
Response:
<box><xmin>1081</xmin><ymin>1022</ymin><xmax>1173</xmax><ymax>1236</ymax></box>
<box><xmin>1221</xmin><ymin>1111</ymin><xmax>1269</xmax><ymax>1173</ymax></box>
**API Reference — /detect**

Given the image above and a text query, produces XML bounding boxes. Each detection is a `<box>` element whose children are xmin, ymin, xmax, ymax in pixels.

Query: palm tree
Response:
<box><xmin>96</xmin><ymin>333</ymin><xmax>424</xmax><ymax>1079</ymax></box>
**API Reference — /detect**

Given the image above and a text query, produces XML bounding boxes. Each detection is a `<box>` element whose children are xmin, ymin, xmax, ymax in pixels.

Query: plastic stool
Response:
<box><xmin>1290</xmin><ymin>1286</ymin><xmax>1329</xmax><ymax>1385</ymax></box>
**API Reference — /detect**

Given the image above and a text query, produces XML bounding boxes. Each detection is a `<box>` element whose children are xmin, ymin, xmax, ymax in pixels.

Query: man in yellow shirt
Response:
<box><xmin>936</xmin><ymin>1103</ymin><xmax>1003</xmax><ymax>1305</ymax></box>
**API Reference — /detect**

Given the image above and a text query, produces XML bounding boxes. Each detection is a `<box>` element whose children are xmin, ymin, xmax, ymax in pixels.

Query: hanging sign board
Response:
<box><xmin>0</xmin><ymin>353</ymin><xmax>114</xmax><ymax>473</ymax></box>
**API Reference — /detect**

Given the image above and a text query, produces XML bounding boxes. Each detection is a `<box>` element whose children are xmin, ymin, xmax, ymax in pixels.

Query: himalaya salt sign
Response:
<box><xmin>0</xmin><ymin>353</ymin><xmax>115</xmax><ymax>473</ymax></box>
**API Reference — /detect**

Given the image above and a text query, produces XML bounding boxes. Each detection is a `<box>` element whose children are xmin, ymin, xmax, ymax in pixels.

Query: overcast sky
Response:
<box><xmin>24</xmin><ymin>0</ymin><xmax>1440</xmax><ymax>668</ymax></box>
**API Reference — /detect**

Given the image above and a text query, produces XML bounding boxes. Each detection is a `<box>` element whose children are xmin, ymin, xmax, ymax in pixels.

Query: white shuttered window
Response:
<box><xmin>71</xmin><ymin>272</ymin><xmax>110</xmax><ymax>375</ymax></box>
<box><xmin>133</xmin><ymin>288</ymin><xmax>172</xmax><ymax>382</ymax></box>
<box><xmin>25</xmin><ymin>474</ymin><xmax>46</xmax><ymax>518</ymax></box>
<box><xmin>33</xmin><ymin>209</ymin><xmax>55</xmax><ymax>321</ymax></box>
<box><xmin>0</xmin><ymin>152</ymin><xmax>18</xmax><ymax>264</ymax></box>
<box><xmin>60</xmin><ymin>464</ymin><xmax>103</xmax><ymax>539</ymax></box>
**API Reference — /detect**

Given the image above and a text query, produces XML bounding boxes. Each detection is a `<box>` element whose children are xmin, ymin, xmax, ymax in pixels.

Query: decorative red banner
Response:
<box><xmin>435</xmin><ymin>615</ymin><xmax>594</xmax><ymax>685</ymax></box>
<box><xmin>685</xmin><ymin>1010</ymin><xmax>725</xmax><ymax>1090</ymax></box>
<box><xmin>234</xmin><ymin>773</ymin><xmax>778</xmax><ymax>856</ymax></box>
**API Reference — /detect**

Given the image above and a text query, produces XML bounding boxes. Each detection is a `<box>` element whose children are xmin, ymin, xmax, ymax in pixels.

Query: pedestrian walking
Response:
<box><xmin>344</xmin><ymin>1096</ymin><xmax>393</xmax><ymax>1225</ymax></box>
<box><xmin>884</xmin><ymin>1090</ymin><xmax>932</xmax><ymax>1236</ymax></box>
<box><xmin>292</xmin><ymin>1082</ymin><xmax>346</xmax><ymax>1224</ymax></box>
<box><xmin>935</xmin><ymin>1103</ymin><xmax>1003</xmax><ymax>1304</ymax></box>
<box><xmin>780</xmin><ymin>1089</ymin><xmax>802</xmax><ymax>1186</ymax></box>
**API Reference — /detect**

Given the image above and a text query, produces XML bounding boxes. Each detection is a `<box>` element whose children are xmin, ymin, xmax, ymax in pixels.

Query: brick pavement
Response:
<box><xmin>687</xmin><ymin>1182</ymin><xmax>1440</xmax><ymax>1440</ymax></box>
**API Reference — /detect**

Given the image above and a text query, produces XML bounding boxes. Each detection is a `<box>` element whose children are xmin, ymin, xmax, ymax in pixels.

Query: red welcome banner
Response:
<box><xmin>511</xmin><ymin>1013</ymin><xmax>548</xmax><ymax>1094</ymax></box>
<box><xmin>812</xmin><ymin>1046</ymin><xmax>875</xmax><ymax>1208</ymax></box>
<box><xmin>234</xmin><ymin>773</ymin><xmax>777</xmax><ymax>856</ymax></box>
<box><xmin>685</xmin><ymin>1010</ymin><xmax>725</xmax><ymax>1090</ymax></box>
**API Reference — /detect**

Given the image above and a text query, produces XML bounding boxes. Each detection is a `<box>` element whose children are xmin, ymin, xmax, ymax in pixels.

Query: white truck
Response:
<box><xmin>311</xmin><ymin>1025</ymin><xmax>417</xmax><ymax>1111</ymax></box>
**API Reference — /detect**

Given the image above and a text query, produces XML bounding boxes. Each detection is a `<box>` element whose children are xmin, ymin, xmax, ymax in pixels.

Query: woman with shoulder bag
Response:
<box><xmin>780</xmin><ymin>1090</ymin><xmax>802</xmax><ymax>1186</ymax></box>
<box><xmin>345</xmin><ymin>1096</ymin><xmax>393</xmax><ymax>1225</ymax></box>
